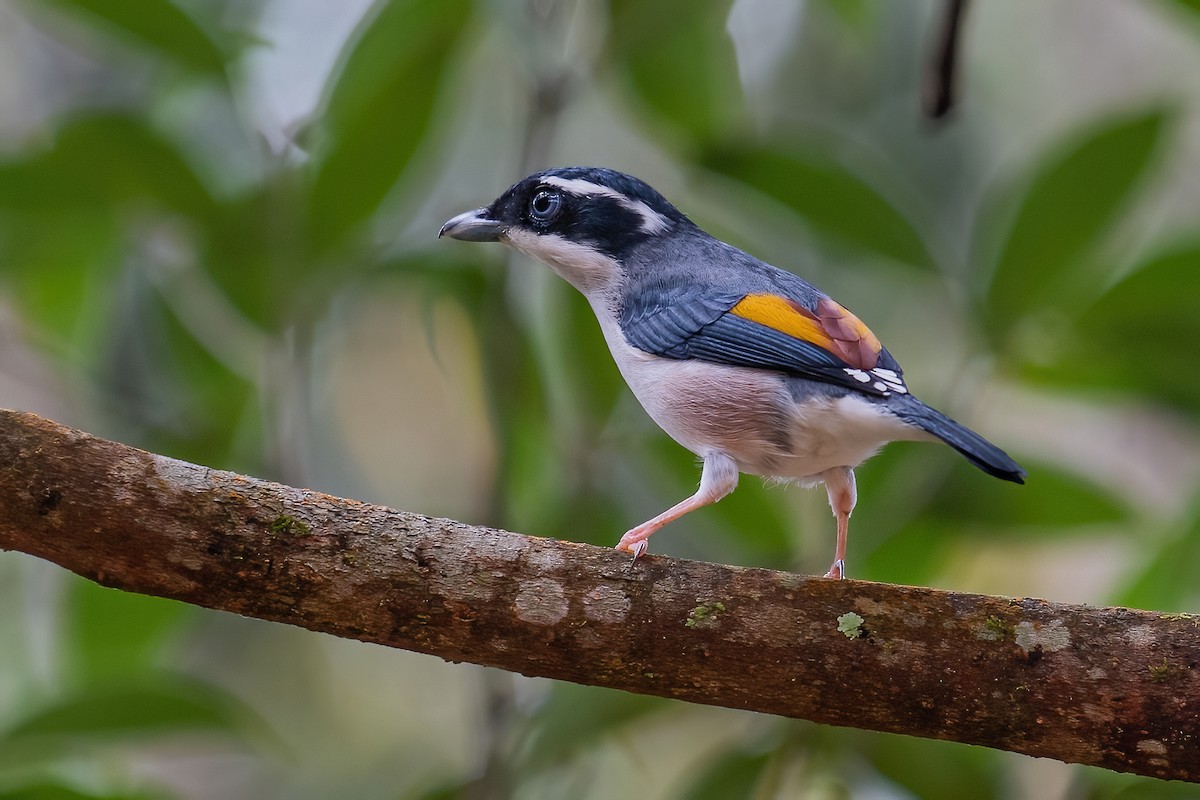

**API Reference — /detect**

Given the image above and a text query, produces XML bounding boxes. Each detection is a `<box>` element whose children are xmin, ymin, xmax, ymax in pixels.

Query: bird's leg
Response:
<box><xmin>822</xmin><ymin>466</ymin><xmax>857</xmax><ymax>579</ymax></box>
<box><xmin>617</xmin><ymin>452</ymin><xmax>738</xmax><ymax>558</ymax></box>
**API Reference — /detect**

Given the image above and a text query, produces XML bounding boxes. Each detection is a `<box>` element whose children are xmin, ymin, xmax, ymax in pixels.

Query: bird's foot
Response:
<box><xmin>616</xmin><ymin>529</ymin><xmax>651</xmax><ymax>561</ymax></box>
<box><xmin>823</xmin><ymin>559</ymin><xmax>846</xmax><ymax>580</ymax></box>
<box><xmin>619</xmin><ymin>525</ymin><xmax>657</xmax><ymax>563</ymax></box>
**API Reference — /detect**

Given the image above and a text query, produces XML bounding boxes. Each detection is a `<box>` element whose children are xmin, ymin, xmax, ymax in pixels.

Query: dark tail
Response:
<box><xmin>889</xmin><ymin>395</ymin><xmax>1026</xmax><ymax>484</ymax></box>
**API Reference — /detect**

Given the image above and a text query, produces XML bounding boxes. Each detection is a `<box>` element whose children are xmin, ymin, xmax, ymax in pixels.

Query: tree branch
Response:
<box><xmin>0</xmin><ymin>409</ymin><xmax>1196</xmax><ymax>782</ymax></box>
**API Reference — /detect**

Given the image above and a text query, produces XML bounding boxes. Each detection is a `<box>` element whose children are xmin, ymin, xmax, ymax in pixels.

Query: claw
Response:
<box><xmin>631</xmin><ymin>540</ymin><xmax>648</xmax><ymax>561</ymax></box>
<box><xmin>824</xmin><ymin>559</ymin><xmax>845</xmax><ymax>580</ymax></box>
<box><xmin>616</xmin><ymin>538</ymin><xmax>648</xmax><ymax>561</ymax></box>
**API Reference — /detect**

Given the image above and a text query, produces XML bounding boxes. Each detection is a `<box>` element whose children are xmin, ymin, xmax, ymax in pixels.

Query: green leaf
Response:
<box><xmin>0</xmin><ymin>210</ymin><xmax>119</xmax><ymax>352</ymax></box>
<box><xmin>407</xmin><ymin>783</ymin><xmax>474</xmax><ymax>800</ymax></box>
<box><xmin>984</xmin><ymin>109</ymin><xmax>1169</xmax><ymax>334</ymax></box>
<box><xmin>860</xmin><ymin>519</ymin><xmax>955</xmax><ymax>586</ymax></box>
<box><xmin>3</xmin><ymin>676</ymin><xmax>258</xmax><ymax>744</ymax></box>
<box><xmin>305</xmin><ymin>0</ymin><xmax>471</xmax><ymax>253</ymax></box>
<box><xmin>0</xmin><ymin>783</ymin><xmax>168</xmax><ymax>800</ymax></box>
<box><xmin>1074</xmin><ymin>244</ymin><xmax>1200</xmax><ymax>408</ymax></box>
<box><xmin>819</xmin><ymin>0</ymin><xmax>878</xmax><ymax>31</ymax></box>
<box><xmin>853</xmin><ymin>449</ymin><xmax>1125</xmax><ymax>583</ymax></box>
<box><xmin>704</xmin><ymin>145</ymin><xmax>935</xmax><ymax>270</ymax></box>
<box><xmin>1163</xmin><ymin>0</ymin><xmax>1200</xmax><ymax>18</ymax></box>
<box><xmin>0</xmin><ymin>113</ymin><xmax>217</xmax><ymax>220</ymax></box>
<box><xmin>0</xmin><ymin>161</ymin><xmax>103</xmax><ymax>213</ymax></box>
<box><xmin>1115</xmin><ymin>513</ymin><xmax>1200</xmax><ymax>613</ymax></box>
<box><xmin>104</xmin><ymin>282</ymin><xmax>257</xmax><ymax>469</ymax></box>
<box><xmin>196</xmin><ymin>188</ymin><xmax>286</xmax><ymax>329</ymax></box>
<box><xmin>455</xmin><ymin>267</ymin><xmax>558</xmax><ymax>533</ymax></box>
<box><xmin>57</xmin><ymin>115</ymin><xmax>216</xmax><ymax>220</ymax></box>
<box><xmin>1086</xmin><ymin>245</ymin><xmax>1200</xmax><ymax>320</ymax></box>
<box><xmin>677</xmin><ymin>749</ymin><xmax>771</xmax><ymax>800</ymax></box>
<box><xmin>606</xmin><ymin>0</ymin><xmax>743</xmax><ymax>149</ymax></box>
<box><xmin>920</xmin><ymin>460</ymin><xmax>1126</xmax><ymax>528</ymax></box>
<box><xmin>38</xmin><ymin>0</ymin><xmax>228</xmax><ymax>77</ymax></box>
<box><xmin>1022</xmin><ymin>244</ymin><xmax>1200</xmax><ymax>411</ymax></box>
<box><xmin>1105</xmin><ymin>775</ymin><xmax>1200</xmax><ymax>800</ymax></box>
<box><xmin>65</xmin><ymin>579</ymin><xmax>193</xmax><ymax>684</ymax></box>
<box><xmin>868</xmin><ymin>734</ymin><xmax>1001</xmax><ymax>800</ymax></box>
<box><xmin>860</xmin><ymin>459</ymin><xmax>1123</xmax><ymax>587</ymax></box>
<box><xmin>703</xmin><ymin>476</ymin><xmax>794</xmax><ymax>567</ymax></box>
<box><xmin>520</xmin><ymin>684</ymin><xmax>667</xmax><ymax>767</ymax></box>
<box><xmin>851</xmin><ymin>447</ymin><xmax>968</xmax><ymax>582</ymax></box>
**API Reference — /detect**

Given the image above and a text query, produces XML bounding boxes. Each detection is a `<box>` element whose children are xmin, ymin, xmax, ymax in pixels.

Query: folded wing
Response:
<box><xmin>619</xmin><ymin>286</ymin><xmax>909</xmax><ymax>397</ymax></box>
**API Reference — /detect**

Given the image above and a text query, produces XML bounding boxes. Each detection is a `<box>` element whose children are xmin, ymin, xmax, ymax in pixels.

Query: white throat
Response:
<box><xmin>503</xmin><ymin>229</ymin><xmax>622</xmax><ymax>298</ymax></box>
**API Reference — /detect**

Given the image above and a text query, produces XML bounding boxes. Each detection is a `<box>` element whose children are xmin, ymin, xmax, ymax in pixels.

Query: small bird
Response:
<box><xmin>440</xmin><ymin>167</ymin><xmax>1024</xmax><ymax>578</ymax></box>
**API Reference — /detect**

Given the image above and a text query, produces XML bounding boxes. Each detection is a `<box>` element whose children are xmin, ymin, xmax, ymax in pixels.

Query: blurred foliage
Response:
<box><xmin>304</xmin><ymin>0</ymin><xmax>470</xmax><ymax>254</ymax></box>
<box><xmin>704</xmin><ymin>141</ymin><xmax>937</xmax><ymax>270</ymax></box>
<box><xmin>1</xmin><ymin>0</ymin><xmax>1199</xmax><ymax>798</ymax></box>
<box><xmin>606</xmin><ymin>0</ymin><xmax>745</xmax><ymax>149</ymax></box>
<box><xmin>982</xmin><ymin>109</ymin><xmax>1169</xmax><ymax>336</ymax></box>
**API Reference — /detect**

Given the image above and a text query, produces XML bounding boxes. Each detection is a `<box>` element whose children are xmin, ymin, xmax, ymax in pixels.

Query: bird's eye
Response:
<box><xmin>529</xmin><ymin>189</ymin><xmax>562</xmax><ymax>222</ymax></box>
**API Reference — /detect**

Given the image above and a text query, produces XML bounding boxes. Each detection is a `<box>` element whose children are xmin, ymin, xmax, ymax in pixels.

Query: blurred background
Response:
<box><xmin>1</xmin><ymin>0</ymin><xmax>1199</xmax><ymax>797</ymax></box>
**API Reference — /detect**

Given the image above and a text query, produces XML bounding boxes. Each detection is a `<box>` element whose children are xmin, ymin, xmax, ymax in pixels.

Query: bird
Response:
<box><xmin>439</xmin><ymin>166</ymin><xmax>1025</xmax><ymax>578</ymax></box>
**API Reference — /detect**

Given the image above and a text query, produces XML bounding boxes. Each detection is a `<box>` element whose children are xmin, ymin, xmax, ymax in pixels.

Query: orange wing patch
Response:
<box><xmin>730</xmin><ymin>293</ymin><xmax>882</xmax><ymax>370</ymax></box>
<box><xmin>729</xmin><ymin>294</ymin><xmax>829</xmax><ymax>347</ymax></box>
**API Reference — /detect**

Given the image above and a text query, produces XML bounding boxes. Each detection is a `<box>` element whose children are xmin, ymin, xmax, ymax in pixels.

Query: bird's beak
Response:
<box><xmin>438</xmin><ymin>208</ymin><xmax>506</xmax><ymax>242</ymax></box>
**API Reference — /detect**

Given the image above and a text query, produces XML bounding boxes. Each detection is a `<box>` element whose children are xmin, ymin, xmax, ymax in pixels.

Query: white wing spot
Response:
<box><xmin>845</xmin><ymin>368</ymin><xmax>871</xmax><ymax>383</ymax></box>
<box><xmin>868</xmin><ymin>367</ymin><xmax>908</xmax><ymax>394</ymax></box>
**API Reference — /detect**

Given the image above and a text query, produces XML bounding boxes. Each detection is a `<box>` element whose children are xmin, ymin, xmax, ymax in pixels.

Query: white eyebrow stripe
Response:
<box><xmin>540</xmin><ymin>176</ymin><xmax>623</xmax><ymax>200</ymax></box>
<box><xmin>630</xmin><ymin>200</ymin><xmax>672</xmax><ymax>234</ymax></box>
<box><xmin>540</xmin><ymin>175</ymin><xmax>672</xmax><ymax>235</ymax></box>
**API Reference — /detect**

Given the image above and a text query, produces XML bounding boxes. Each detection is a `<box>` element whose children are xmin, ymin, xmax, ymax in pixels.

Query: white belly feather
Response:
<box><xmin>593</xmin><ymin>306</ymin><xmax>924</xmax><ymax>480</ymax></box>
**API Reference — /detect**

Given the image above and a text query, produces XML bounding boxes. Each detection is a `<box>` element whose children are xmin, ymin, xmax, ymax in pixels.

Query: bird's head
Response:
<box><xmin>439</xmin><ymin>167</ymin><xmax>690</xmax><ymax>294</ymax></box>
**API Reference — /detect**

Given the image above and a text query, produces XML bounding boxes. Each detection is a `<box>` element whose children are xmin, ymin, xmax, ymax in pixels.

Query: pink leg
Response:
<box><xmin>617</xmin><ymin>452</ymin><xmax>739</xmax><ymax>558</ymax></box>
<box><xmin>822</xmin><ymin>466</ymin><xmax>857</xmax><ymax>579</ymax></box>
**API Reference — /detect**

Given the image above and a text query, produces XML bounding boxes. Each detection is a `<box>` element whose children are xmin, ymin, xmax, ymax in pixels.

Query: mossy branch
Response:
<box><xmin>0</xmin><ymin>409</ymin><xmax>1196</xmax><ymax>782</ymax></box>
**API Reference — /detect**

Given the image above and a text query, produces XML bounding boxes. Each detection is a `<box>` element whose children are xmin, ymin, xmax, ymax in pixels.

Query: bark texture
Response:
<box><xmin>0</xmin><ymin>409</ymin><xmax>1196</xmax><ymax>782</ymax></box>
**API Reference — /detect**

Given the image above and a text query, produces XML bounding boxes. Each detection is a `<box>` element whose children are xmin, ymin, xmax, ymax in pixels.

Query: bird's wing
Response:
<box><xmin>619</xmin><ymin>286</ymin><xmax>910</xmax><ymax>397</ymax></box>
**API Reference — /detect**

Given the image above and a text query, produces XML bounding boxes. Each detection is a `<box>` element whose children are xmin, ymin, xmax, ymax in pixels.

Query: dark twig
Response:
<box><xmin>924</xmin><ymin>0</ymin><xmax>970</xmax><ymax>120</ymax></box>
